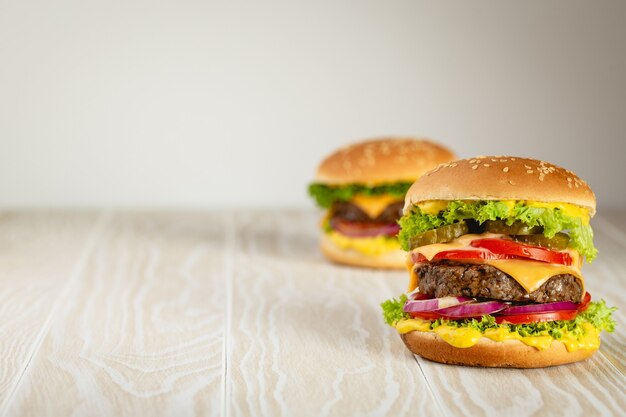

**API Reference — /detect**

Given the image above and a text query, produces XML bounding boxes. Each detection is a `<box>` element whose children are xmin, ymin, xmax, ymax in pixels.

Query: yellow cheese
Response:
<box><xmin>351</xmin><ymin>194</ymin><xmax>402</xmax><ymax>218</ymax></box>
<box><xmin>327</xmin><ymin>230</ymin><xmax>400</xmax><ymax>256</ymax></box>
<box><xmin>413</xmin><ymin>233</ymin><xmax>503</xmax><ymax>261</ymax></box>
<box><xmin>482</xmin><ymin>259</ymin><xmax>583</xmax><ymax>294</ymax></box>
<box><xmin>416</xmin><ymin>200</ymin><xmax>450</xmax><ymax>215</ymax></box>
<box><xmin>394</xmin><ymin>319</ymin><xmax>600</xmax><ymax>351</ymax></box>
<box><xmin>411</xmin><ymin>233</ymin><xmax>584</xmax><ymax>294</ymax></box>
<box><xmin>407</xmin><ymin>265</ymin><xmax>419</xmax><ymax>292</ymax></box>
<box><xmin>524</xmin><ymin>201</ymin><xmax>590</xmax><ymax>225</ymax></box>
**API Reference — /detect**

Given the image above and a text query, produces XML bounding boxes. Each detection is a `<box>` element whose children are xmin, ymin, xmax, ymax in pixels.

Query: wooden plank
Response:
<box><xmin>416</xmin><ymin>352</ymin><xmax>625</xmax><ymax>417</ymax></box>
<box><xmin>4</xmin><ymin>212</ymin><xmax>228</xmax><ymax>417</ymax></box>
<box><xmin>0</xmin><ymin>211</ymin><xmax>101</xmax><ymax>414</ymax></box>
<box><xmin>227</xmin><ymin>210</ymin><xmax>440</xmax><ymax>417</ymax></box>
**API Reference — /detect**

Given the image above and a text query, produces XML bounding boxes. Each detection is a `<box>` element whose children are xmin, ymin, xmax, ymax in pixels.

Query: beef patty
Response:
<box><xmin>416</xmin><ymin>261</ymin><xmax>582</xmax><ymax>303</ymax></box>
<box><xmin>331</xmin><ymin>201</ymin><xmax>403</xmax><ymax>224</ymax></box>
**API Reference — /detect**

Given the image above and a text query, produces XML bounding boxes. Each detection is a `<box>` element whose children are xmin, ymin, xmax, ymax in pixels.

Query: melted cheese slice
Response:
<box><xmin>351</xmin><ymin>194</ymin><xmax>402</xmax><ymax>218</ymax></box>
<box><xmin>409</xmin><ymin>234</ymin><xmax>584</xmax><ymax>294</ymax></box>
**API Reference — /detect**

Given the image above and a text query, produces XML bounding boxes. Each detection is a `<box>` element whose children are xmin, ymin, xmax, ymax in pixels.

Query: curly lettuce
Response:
<box><xmin>380</xmin><ymin>296</ymin><xmax>617</xmax><ymax>339</ymax></box>
<box><xmin>308</xmin><ymin>182</ymin><xmax>412</xmax><ymax>208</ymax></box>
<box><xmin>381</xmin><ymin>294</ymin><xmax>409</xmax><ymax>326</ymax></box>
<box><xmin>398</xmin><ymin>200</ymin><xmax>598</xmax><ymax>261</ymax></box>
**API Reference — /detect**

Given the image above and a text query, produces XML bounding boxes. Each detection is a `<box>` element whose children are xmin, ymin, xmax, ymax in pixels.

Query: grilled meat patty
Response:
<box><xmin>416</xmin><ymin>261</ymin><xmax>583</xmax><ymax>303</ymax></box>
<box><xmin>331</xmin><ymin>201</ymin><xmax>403</xmax><ymax>224</ymax></box>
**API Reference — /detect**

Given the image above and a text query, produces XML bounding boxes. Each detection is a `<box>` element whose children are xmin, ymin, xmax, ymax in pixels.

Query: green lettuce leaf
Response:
<box><xmin>381</xmin><ymin>294</ymin><xmax>409</xmax><ymax>326</ymax></box>
<box><xmin>308</xmin><ymin>182</ymin><xmax>412</xmax><ymax>208</ymax></box>
<box><xmin>398</xmin><ymin>200</ymin><xmax>598</xmax><ymax>261</ymax></box>
<box><xmin>381</xmin><ymin>295</ymin><xmax>617</xmax><ymax>340</ymax></box>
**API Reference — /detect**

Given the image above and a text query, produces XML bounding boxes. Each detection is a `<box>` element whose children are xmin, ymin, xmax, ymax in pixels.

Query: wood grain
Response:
<box><xmin>228</xmin><ymin>210</ymin><xmax>438</xmax><ymax>417</ymax></box>
<box><xmin>0</xmin><ymin>210</ymin><xmax>624</xmax><ymax>417</ymax></box>
<box><xmin>4</xmin><ymin>212</ymin><xmax>228</xmax><ymax>417</ymax></box>
<box><xmin>0</xmin><ymin>212</ymin><xmax>101</xmax><ymax>414</ymax></box>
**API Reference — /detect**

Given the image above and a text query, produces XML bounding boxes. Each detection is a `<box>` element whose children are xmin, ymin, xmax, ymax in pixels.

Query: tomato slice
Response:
<box><xmin>431</xmin><ymin>249</ymin><xmax>518</xmax><ymax>262</ymax></box>
<box><xmin>409</xmin><ymin>311</ymin><xmax>441</xmax><ymax>320</ymax></box>
<box><xmin>495</xmin><ymin>310</ymin><xmax>578</xmax><ymax>324</ymax></box>
<box><xmin>577</xmin><ymin>292</ymin><xmax>591</xmax><ymax>312</ymax></box>
<box><xmin>470</xmin><ymin>238</ymin><xmax>572</xmax><ymax>266</ymax></box>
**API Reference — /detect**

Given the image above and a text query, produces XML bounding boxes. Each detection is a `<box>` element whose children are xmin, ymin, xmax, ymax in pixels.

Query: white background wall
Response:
<box><xmin>1</xmin><ymin>1</ymin><xmax>624</xmax><ymax>209</ymax></box>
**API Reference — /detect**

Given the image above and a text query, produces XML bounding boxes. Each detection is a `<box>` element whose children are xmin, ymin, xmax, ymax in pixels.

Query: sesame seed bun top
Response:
<box><xmin>315</xmin><ymin>138</ymin><xmax>455</xmax><ymax>186</ymax></box>
<box><xmin>403</xmin><ymin>156</ymin><xmax>596</xmax><ymax>216</ymax></box>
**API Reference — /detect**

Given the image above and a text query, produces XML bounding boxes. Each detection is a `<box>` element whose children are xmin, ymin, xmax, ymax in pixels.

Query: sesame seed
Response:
<box><xmin>567</xmin><ymin>177</ymin><xmax>573</xmax><ymax>182</ymax></box>
<box><xmin>524</xmin><ymin>165</ymin><xmax>531</xmax><ymax>169</ymax></box>
<box><xmin>527</xmin><ymin>170</ymin><xmax>534</xmax><ymax>174</ymax></box>
<box><xmin>503</xmin><ymin>167</ymin><xmax>509</xmax><ymax>172</ymax></box>
<box><xmin>484</xmin><ymin>164</ymin><xmax>490</xmax><ymax>167</ymax></box>
<box><xmin>472</xmin><ymin>165</ymin><xmax>478</xmax><ymax>170</ymax></box>
<box><xmin>509</xmin><ymin>180</ymin><xmax>516</xmax><ymax>185</ymax></box>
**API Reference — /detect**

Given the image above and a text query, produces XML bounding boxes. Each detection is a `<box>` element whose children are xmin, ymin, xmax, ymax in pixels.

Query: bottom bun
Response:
<box><xmin>401</xmin><ymin>331</ymin><xmax>596</xmax><ymax>368</ymax></box>
<box><xmin>320</xmin><ymin>234</ymin><xmax>407</xmax><ymax>269</ymax></box>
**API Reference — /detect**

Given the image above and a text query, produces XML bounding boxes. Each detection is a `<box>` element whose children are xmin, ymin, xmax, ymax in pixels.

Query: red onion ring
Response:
<box><xmin>500</xmin><ymin>301</ymin><xmax>578</xmax><ymax>315</ymax></box>
<box><xmin>437</xmin><ymin>301</ymin><xmax>508</xmax><ymax>318</ymax></box>
<box><xmin>404</xmin><ymin>296</ymin><xmax>472</xmax><ymax>313</ymax></box>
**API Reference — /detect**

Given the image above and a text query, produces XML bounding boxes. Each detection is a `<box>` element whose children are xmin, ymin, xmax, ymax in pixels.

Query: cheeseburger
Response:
<box><xmin>382</xmin><ymin>156</ymin><xmax>616</xmax><ymax>367</ymax></box>
<box><xmin>309</xmin><ymin>138</ymin><xmax>455</xmax><ymax>268</ymax></box>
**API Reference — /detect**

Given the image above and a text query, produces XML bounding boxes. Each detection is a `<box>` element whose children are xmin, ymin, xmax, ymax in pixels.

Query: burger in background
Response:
<box><xmin>382</xmin><ymin>156</ymin><xmax>616</xmax><ymax>367</ymax></box>
<box><xmin>309</xmin><ymin>138</ymin><xmax>455</xmax><ymax>269</ymax></box>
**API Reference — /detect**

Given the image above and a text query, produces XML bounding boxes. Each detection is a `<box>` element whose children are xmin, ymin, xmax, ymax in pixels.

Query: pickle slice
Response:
<box><xmin>513</xmin><ymin>233</ymin><xmax>570</xmax><ymax>251</ymax></box>
<box><xmin>409</xmin><ymin>221</ymin><xmax>469</xmax><ymax>249</ymax></box>
<box><xmin>484</xmin><ymin>220</ymin><xmax>543</xmax><ymax>235</ymax></box>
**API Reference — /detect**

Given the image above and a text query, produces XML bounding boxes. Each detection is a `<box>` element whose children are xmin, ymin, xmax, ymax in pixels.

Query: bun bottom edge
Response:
<box><xmin>320</xmin><ymin>234</ymin><xmax>407</xmax><ymax>269</ymax></box>
<box><xmin>400</xmin><ymin>330</ymin><xmax>596</xmax><ymax>368</ymax></box>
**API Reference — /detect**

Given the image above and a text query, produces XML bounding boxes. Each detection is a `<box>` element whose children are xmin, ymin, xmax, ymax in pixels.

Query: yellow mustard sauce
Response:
<box><xmin>326</xmin><ymin>230</ymin><xmax>400</xmax><ymax>256</ymax></box>
<box><xmin>433</xmin><ymin>326</ymin><xmax>482</xmax><ymax>348</ymax></box>
<box><xmin>395</xmin><ymin>318</ymin><xmax>432</xmax><ymax>333</ymax></box>
<box><xmin>394</xmin><ymin>319</ymin><xmax>600</xmax><ymax>351</ymax></box>
<box><xmin>559</xmin><ymin>323</ymin><xmax>600</xmax><ymax>352</ymax></box>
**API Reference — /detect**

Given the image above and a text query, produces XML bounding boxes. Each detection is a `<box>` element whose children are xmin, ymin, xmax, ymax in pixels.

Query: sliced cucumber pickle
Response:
<box><xmin>409</xmin><ymin>221</ymin><xmax>469</xmax><ymax>249</ymax></box>
<box><xmin>513</xmin><ymin>233</ymin><xmax>570</xmax><ymax>251</ymax></box>
<box><xmin>483</xmin><ymin>220</ymin><xmax>543</xmax><ymax>235</ymax></box>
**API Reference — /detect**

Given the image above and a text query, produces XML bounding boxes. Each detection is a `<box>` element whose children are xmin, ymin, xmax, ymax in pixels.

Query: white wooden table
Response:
<box><xmin>0</xmin><ymin>210</ymin><xmax>624</xmax><ymax>417</ymax></box>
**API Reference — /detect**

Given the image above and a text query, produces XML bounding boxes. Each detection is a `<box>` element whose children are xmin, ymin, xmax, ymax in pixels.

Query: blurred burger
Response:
<box><xmin>382</xmin><ymin>156</ymin><xmax>616</xmax><ymax>367</ymax></box>
<box><xmin>309</xmin><ymin>137</ymin><xmax>455</xmax><ymax>269</ymax></box>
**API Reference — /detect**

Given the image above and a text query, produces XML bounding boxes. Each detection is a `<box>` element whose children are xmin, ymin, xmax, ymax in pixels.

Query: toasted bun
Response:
<box><xmin>315</xmin><ymin>138</ymin><xmax>455</xmax><ymax>186</ymax></box>
<box><xmin>404</xmin><ymin>156</ymin><xmax>596</xmax><ymax>216</ymax></box>
<box><xmin>320</xmin><ymin>234</ymin><xmax>407</xmax><ymax>269</ymax></box>
<box><xmin>401</xmin><ymin>330</ymin><xmax>595</xmax><ymax>368</ymax></box>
